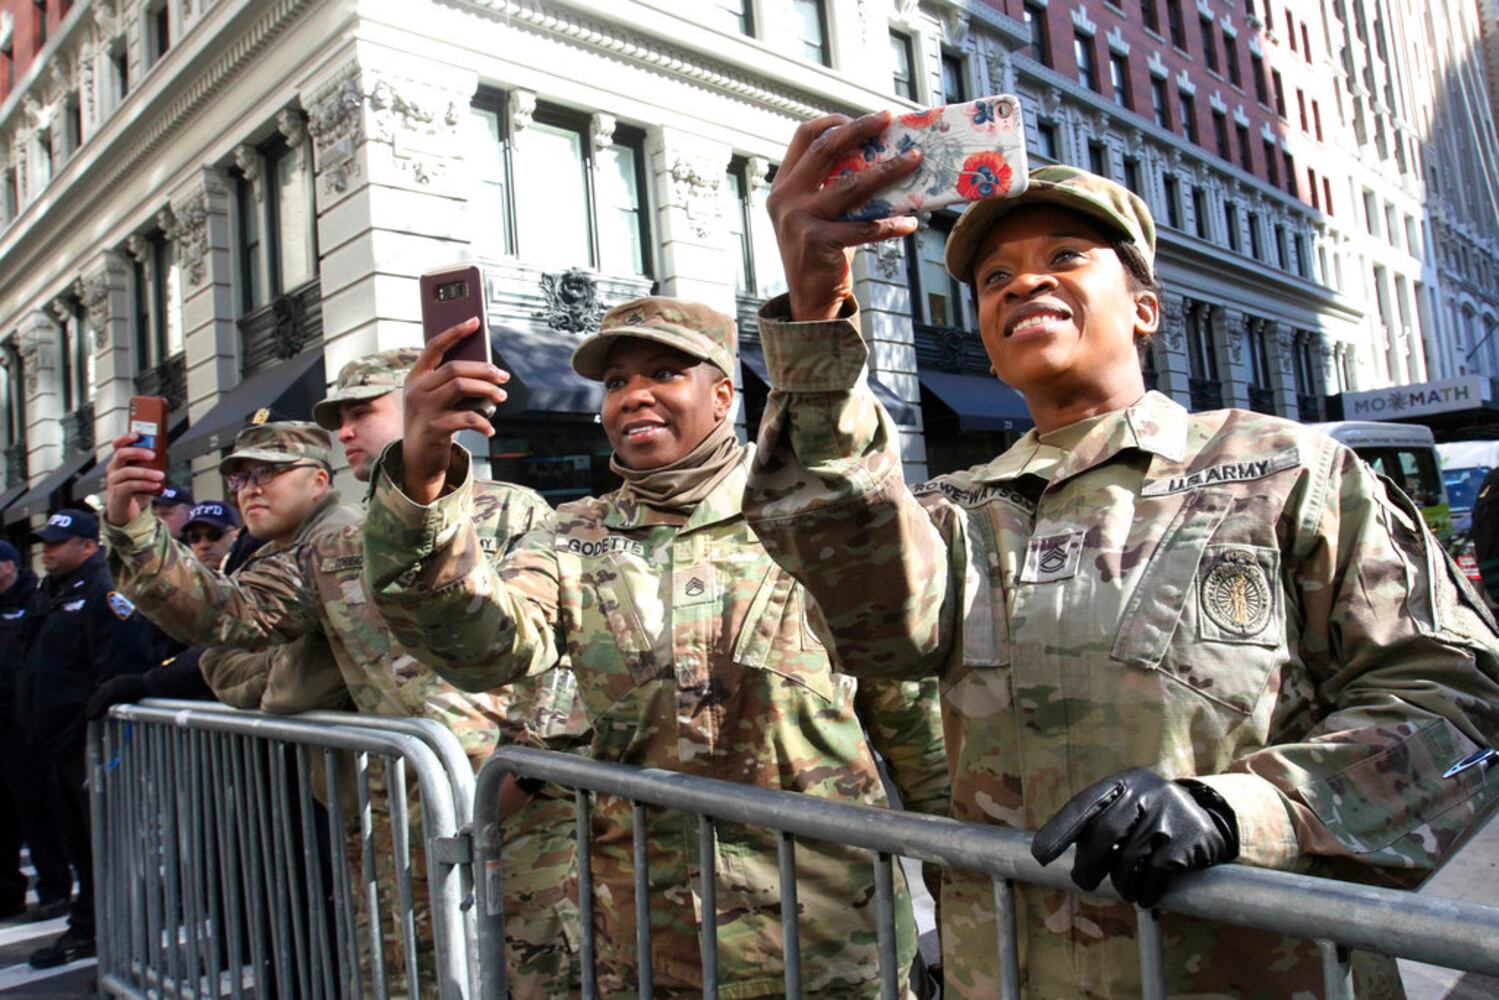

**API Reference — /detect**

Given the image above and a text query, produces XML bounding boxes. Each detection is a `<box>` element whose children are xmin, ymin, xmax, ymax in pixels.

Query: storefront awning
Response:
<box><xmin>4</xmin><ymin>451</ymin><xmax>95</xmax><ymax>526</ymax></box>
<box><xmin>171</xmin><ymin>351</ymin><xmax>327</xmax><ymax>464</ymax></box>
<box><xmin>917</xmin><ymin>369</ymin><xmax>1033</xmax><ymax>432</ymax></box>
<box><xmin>737</xmin><ymin>346</ymin><xmax>919</xmax><ymax>427</ymax></box>
<box><xmin>0</xmin><ymin>480</ymin><xmax>27</xmax><ymax>518</ymax></box>
<box><xmin>491</xmin><ymin>320</ymin><xmax>603</xmax><ymax>416</ymax></box>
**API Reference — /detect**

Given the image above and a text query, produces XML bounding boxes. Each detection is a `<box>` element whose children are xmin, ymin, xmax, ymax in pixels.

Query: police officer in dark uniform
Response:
<box><xmin>18</xmin><ymin>510</ymin><xmax>153</xmax><ymax>968</ymax></box>
<box><xmin>0</xmin><ymin>540</ymin><xmax>73</xmax><ymax>921</ymax></box>
<box><xmin>1471</xmin><ymin>466</ymin><xmax>1499</xmax><ymax>607</ymax></box>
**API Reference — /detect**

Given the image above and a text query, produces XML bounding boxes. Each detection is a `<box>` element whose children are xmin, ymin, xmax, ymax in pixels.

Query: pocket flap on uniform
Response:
<box><xmin>1111</xmin><ymin>489</ymin><xmax>1234</xmax><ymax>667</ymax></box>
<box><xmin>732</xmin><ymin>564</ymin><xmax>796</xmax><ymax>670</ymax></box>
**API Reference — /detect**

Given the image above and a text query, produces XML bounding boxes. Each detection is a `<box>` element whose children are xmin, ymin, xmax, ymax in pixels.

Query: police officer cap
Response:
<box><xmin>152</xmin><ymin>485</ymin><xmax>195</xmax><ymax>508</ymax></box>
<box><xmin>34</xmin><ymin>508</ymin><xmax>100</xmax><ymax>543</ymax></box>
<box><xmin>183</xmin><ymin>501</ymin><xmax>241</xmax><ymax>533</ymax></box>
<box><xmin>0</xmin><ymin>540</ymin><xmax>18</xmax><ymax>564</ymax></box>
<box><xmin>571</xmin><ymin>297</ymin><xmax>737</xmax><ymax>382</ymax></box>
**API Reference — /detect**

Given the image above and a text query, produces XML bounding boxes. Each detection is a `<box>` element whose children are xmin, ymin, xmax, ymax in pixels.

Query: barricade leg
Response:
<box><xmin>778</xmin><ymin>832</ymin><xmax>801</xmax><ymax>1000</ymax></box>
<box><xmin>698</xmin><ymin>814</ymin><xmax>718</xmax><ymax>1000</ymax></box>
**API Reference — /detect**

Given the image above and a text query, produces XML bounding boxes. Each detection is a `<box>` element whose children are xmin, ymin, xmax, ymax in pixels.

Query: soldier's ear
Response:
<box><xmin>713</xmin><ymin>376</ymin><xmax>734</xmax><ymax>421</ymax></box>
<box><xmin>1132</xmin><ymin>289</ymin><xmax>1160</xmax><ymax>341</ymax></box>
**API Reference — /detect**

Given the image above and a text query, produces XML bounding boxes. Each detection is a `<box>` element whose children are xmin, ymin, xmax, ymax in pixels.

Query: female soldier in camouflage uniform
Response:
<box><xmin>740</xmin><ymin>111</ymin><xmax>1499</xmax><ymax>998</ymax></box>
<box><xmin>363</xmin><ymin>298</ymin><xmax>950</xmax><ymax>997</ymax></box>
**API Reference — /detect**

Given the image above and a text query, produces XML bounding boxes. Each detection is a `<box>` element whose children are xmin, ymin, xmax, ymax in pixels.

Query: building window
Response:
<box><xmin>1263</xmin><ymin>139</ymin><xmax>1279</xmax><ymax>186</ymax></box>
<box><xmin>1186</xmin><ymin>301</ymin><xmax>1219</xmax><ymax>381</ymax></box>
<box><xmin>60</xmin><ymin>299</ymin><xmax>95</xmax><ymax>413</ymax></box>
<box><xmin>1225</xmin><ymin>31</ymin><xmax>1241</xmax><ymax>87</ymax></box>
<box><xmin>1088</xmin><ymin>141</ymin><xmax>1109</xmax><ymax>177</ymax></box>
<box><xmin>1308</xmin><ymin>168</ymin><xmax>1319</xmax><ymax>210</ymax></box>
<box><xmin>1035</xmin><ymin>120</ymin><xmax>1060</xmax><ymax>160</ymax></box>
<box><xmin>1246</xmin><ymin>323</ymin><xmax>1274</xmax><ymax>411</ymax></box>
<box><xmin>940</xmin><ymin>52</ymin><xmax>967</xmax><ymax>104</ymax></box>
<box><xmin>1024</xmin><ymin>3</ymin><xmax>1051</xmax><ymax>68</ymax></box>
<box><xmin>2</xmin><ymin>168</ymin><xmax>17</xmax><ymax>225</ymax></box>
<box><xmin>1273</xmin><ymin>223</ymin><xmax>1287</xmax><ymax>270</ymax></box>
<box><xmin>1311</xmin><ymin>100</ymin><xmax>1323</xmax><ymax>142</ymax></box>
<box><xmin>1179</xmin><ymin>91</ymin><xmax>1197</xmax><ymax>144</ymax></box>
<box><xmin>1166</xmin><ymin>0</ymin><xmax>1187</xmax><ymax>49</ymax></box>
<box><xmin>1293</xmin><ymin>331</ymin><xmax>1319</xmax><ymax>413</ymax></box>
<box><xmin>1162</xmin><ymin>173</ymin><xmax>1181</xmax><ymax>228</ymax></box>
<box><xmin>710</xmin><ymin>0</ymin><xmax>753</xmax><ymax>36</ymax></box>
<box><xmin>1236</xmin><ymin>123</ymin><xmax>1251</xmax><ymax>169</ymax></box>
<box><xmin>1109</xmin><ymin>52</ymin><xmax>1131</xmax><ymax>109</ymax></box>
<box><xmin>235</xmin><ymin>132</ymin><xmax>318</xmax><ymax>313</ymax></box>
<box><xmin>1294</xmin><ymin>232</ymin><xmax>1310</xmax><ymax>277</ymax></box>
<box><xmin>1283</xmin><ymin>151</ymin><xmax>1296</xmax><ymax>196</ymax></box>
<box><xmin>1200</xmin><ymin>16</ymin><xmax>1219</xmax><ymax>72</ymax></box>
<box><xmin>907</xmin><ymin>223</ymin><xmax>965</xmax><ymax>328</ymax></box>
<box><xmin>486</xmin><ymin>101</ymin><xmax>652</xmax><ymax>278</ymax></box>
<box><xmin>33</xmin><ymin>0</ymin><xmax>46</xmax><ymax>51</ymax></box>
<box><xmin>135</xmin><ymin>232</ymin><xmax>184</xmax><ymax>371</ymax></box>
<box><xmin>147</xmin><ymin>0</ymin><xmax>170</xmax><ymax>65</ymax></box>
<box><xmin>1272</xmin><ymin>69</ymin><xmax>1286</xmax><ymax>117</ymax></box>
<box><xmin>793</xmin><ymin>0</ymin><xmax>830</xmax><ymax>66</ymax></box>
<box><xmin>1224</xmin><ymin>200</ymin><xmax>1240</xmax><ymax>251</ymax></box>
<box><xmin>1296</xmin><ymin>89</ymin><xmax>1308</xmax><ymax>132</ymax></box>
<box><xmin>112</xmin><ymin>40</ymin><xmax>129</xmax><ymax>103</ymax></box>
<box><xmin>726</xmin><ymin>159</ymin><xmax>756</xmax><ymax>295</ymax></box>
<box><xmin>891</xmin><ymin>31</ymin><xmax>917</xmax><ymax>100</ymax></box>
<box><xmin>1213</xmin><ymin>110</ymin><xmax>1230</xmax><ymax>161</ymax></box>
<box><xmin>469</xmin><ymin>94</ymin><xmax>513</xmax><ymax>260</ymax></box>
<box><xmin>1151</xmin><ymin>77</ymin><xmax>1169</xmax><ymax>128</ymax></box>
<box><xmin>63</xmin><ymin>94</ymin><xmax>82</xmax><ymax>159</ymax></box>
<box><xmin>1123</xmin><ymin>156</ymin><xmax>1142</xmax><ymax>194</ymax></box>
<box><xmin>1074</xmin><ymin>34</ymin><xmax>1099</xmax><ymax>91</ymax></box>
<box><xmin>1300</xmin><ymin>22</ymin><xmax>1312</xmax><ymax>60</ymax></box>
<box><xmin>1142</xmin><ymin>0</ymin><xmax>1160</xmax><ymax>34</ymax></box>
<box><xmin>1248</xmin><ymin>211</ymin><xmax>1263</xmax><ymax>259</ymax></box>
<box><xmin>1192</xmin><ymin>186</ymin><xmax>1210</xmax><ymax>239</ymax></box>
<box><xmin>1285</xmin><ymin>10</ymin><xmax>1297</xmax><ymax>51</ymax></box>
<box><xmin>1251</xmin><ymin>51</ymin><xmax>1268</xmax><ymax>104</ymax></box>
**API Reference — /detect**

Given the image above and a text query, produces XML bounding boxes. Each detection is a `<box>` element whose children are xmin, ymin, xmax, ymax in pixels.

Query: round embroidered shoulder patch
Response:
<box><xmin>1201</xmin><ymin>550</ymin><xmax>1271</xmax><ymax>637</ymax></box>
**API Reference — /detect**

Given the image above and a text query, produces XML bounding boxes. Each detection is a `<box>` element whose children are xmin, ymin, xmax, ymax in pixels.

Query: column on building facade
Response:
<box><xmin>1265</xmin><ymin>320</ymin><xmax>1299</xmax><ymax>420</ymax></box>
<box><xmin>1152</xmin><ymin>293</ymin><xmax>1193</xmax><ymax>409</ymax></box>
<box><xmin>16</xmin><ymin>312</ymin><xmax>63</xmax><ymax>500</ymax></box>
<box><xmin>81</xmin><ymin>250</ymin><xmax>135</xmax><ymax>467</ymax></box>
<box><xmin>646</xmin><ymin>128</ymin><xmax>735</xmax><ymax>314</ymax></box>
<box><xmin>305</xmin><ymin>51</ymin><xmax>485</xmax><ymax>479</ymax></box>
<box><xmin>1210</xmin><ymin>305</ymin><xmax>1251</xmax><ymax>409</ymax></box>
<box><xmin>853</xmin><ymin>240</ymin><xmax>928</xmax><ymax>483</ymax></box>
<box><xmin>169</xmin><ymin>167</ymin><xmax>239</xmax><ymax>496</ymax></box>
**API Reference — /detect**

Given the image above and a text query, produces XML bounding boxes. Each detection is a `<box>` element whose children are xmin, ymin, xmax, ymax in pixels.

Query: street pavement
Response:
<box><xmin>1399</xmin><ymin>806</ymin><xmax>1499</xmax><ymax>1000</ymax></box>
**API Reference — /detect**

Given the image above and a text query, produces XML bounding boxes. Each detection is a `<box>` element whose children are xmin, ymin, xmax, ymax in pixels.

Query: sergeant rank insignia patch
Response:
<box><xmin>1200</xmin><ymin>550</ymin><xmax>1271</xmax><ymax>637</ymax></box>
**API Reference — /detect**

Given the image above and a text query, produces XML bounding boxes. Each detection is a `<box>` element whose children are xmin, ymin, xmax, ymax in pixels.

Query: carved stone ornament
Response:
<box><xmin>126</xmin><ymin>234</ymin><xmax>150</xmax><ymax>264</ymax></box>
<box><xmin>945</xmin><ymin>7</ymin><xmax>971</xmax><ymax>43</ymax></box>
<box><xmin>510</xmin><ymin>89</ymin><xmax>537</xmax><ymax>140</ymax></box>
<box><xmin>234</xmin><ymin>143</ymin><xmax>262</xmax><ymax>187</ymax></box>
<box><xmin>17</xmin><ymin>325</ymin><xmax>44</xmax><ymax>395</ymax></box>
<box><xmin>937</xmin><ymin>327</ymin><xmax>965</xmax><ymax>373</ymax></box>
<box><xmin>277</xmin><ymin>108</ymin><xmax>308</xmax><ymax>147</ymax></box>
<box><xmin>669</xmin><ymin>155</ymin><xmax>724</xmax><ymax>240</ymax></box>
<box><xmin>366</xmin><ymin>76</ymin><xmax>462</xmax><ymax>185</ymax></box>
<box><xmin>534</xmin><ymin>269</ymin><xmax>606</xmax><ymax>335</ymax></box>
<box><xmin>1275</xmin><ymin>325</ymin><xmax>1295</xmax><ymax>374</ymax></box>
<box><xmin>984</xmin><ymin>44</ymin><xmax>1011</xmax><ymax>95</ymax></box>
<box><xmin>872</xmin><ymin>240</ymin><xmax>904</xmax><ymax>279</ymax></box>
<box><xmin>1160</xmin><ymin>296</ymin><xmax>1186</xmax><ymax>353</ymax></box>
<box><xmin>156</xmin><ymin>206</ymin><xmax>178</xmax><ymax>240</ymax></box>
<box><xmin>746</xmin><ymin>156</ymin><xmax>771</xmax><ymax>191</ymax></box>
<box><xmin>589</xmin><ymin>112</ymin><xmax>616</xmax><ymax>152</ymax></box>
<box><xmin>81</xmin><ymin>273</ymin><xmax>112</xmax><ymax>344</ymax></box>
<box><xmin>307</xmin><ymin>69</ymin><xmax>365</xmax><ymax>195</ymax></box>
<box><xmin>172</xmin><ymin>192</ymin><xmax>210</xmax><ymax>287</ymax></box>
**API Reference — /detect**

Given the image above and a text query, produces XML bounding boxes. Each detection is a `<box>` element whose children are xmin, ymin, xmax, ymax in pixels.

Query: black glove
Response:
<box><xmin>1031</xmin><ymin>768</ymin><xmax>1239</xmax><ymax>908</ymax></box>
<box><xmin>85</xmin><ymin>674</ymin><xmax>150</xmax><ymax>721</ymax></box>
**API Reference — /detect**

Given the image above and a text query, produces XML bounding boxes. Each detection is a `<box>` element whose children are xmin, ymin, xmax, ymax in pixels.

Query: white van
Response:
<box><xmin>1436</xmin><ymin>441</ymin><xmax>1499</xmax><ymax>535</ymax></box>
<box><xmin>1310</xmin><ymin>421</ymin><xmax>1453</xmax><ymax>545</ymax></box>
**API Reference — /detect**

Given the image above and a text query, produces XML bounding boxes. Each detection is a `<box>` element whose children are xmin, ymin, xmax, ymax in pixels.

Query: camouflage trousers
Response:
<box><xmin>502</xmin><ymin>791</ymin><xmax>582</xmax><ymax>1000</ymax></box>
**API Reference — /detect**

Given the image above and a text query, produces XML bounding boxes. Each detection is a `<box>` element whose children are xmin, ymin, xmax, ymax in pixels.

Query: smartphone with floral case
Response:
<box><xmin>829</xmin><ymin>95</ymin><xmax>1029</xmax><ymax>220</ymax></box>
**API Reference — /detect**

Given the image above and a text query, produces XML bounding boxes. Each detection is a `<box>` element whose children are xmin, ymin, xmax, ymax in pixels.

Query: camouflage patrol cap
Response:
<box><xmin>944</xmin><ymin>164</ymin><xmax>1157</xmax><ymax>283</ymax></box>
<box><xmin>218</xmin><ymin>421</ymin><xmax>334</xmax><ymax>475</ymax></box>
<box><xmin>571</xmin><ymin>297</ymin><xmax>736</xmax><ymax>382</ymax></box>
<box><xmin>311</xmin><ymin>347</ymin><xmax>423</xmax><ymax>430</ymax></box>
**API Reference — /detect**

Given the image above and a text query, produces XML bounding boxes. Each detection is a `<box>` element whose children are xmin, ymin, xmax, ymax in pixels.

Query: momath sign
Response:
<box><xmin>1342</xmin><ymin>375</ymin><xmax>1493</xmax><ymax>419</ymax></box>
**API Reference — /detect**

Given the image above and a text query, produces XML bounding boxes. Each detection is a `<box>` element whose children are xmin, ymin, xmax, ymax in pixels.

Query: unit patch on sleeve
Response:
<box><xmin>107</xmin><ymin>591</ymin><xmax>137</xmax><ymax>620</ymax></box>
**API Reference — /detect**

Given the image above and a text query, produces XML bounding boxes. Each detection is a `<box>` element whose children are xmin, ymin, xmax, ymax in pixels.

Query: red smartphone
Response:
<box><xmin>420</xmin><ymin>264</ymin><xmax>496</xmax><ymax>417</ymax></box>
<box><xmin>128</xmin><ymin>395</ymin><xmax>169</xmax><ymax>494</ymax></box>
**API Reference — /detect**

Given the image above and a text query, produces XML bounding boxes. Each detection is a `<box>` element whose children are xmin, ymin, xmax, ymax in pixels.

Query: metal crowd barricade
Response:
<box><xmin>91</xmin><ymin>702</ymin><xmax>474</xmax><ymax>1000</ymax></box>
<box><xmin>474</xmin><ymin>744</ymin><xmax>1499</xmax><ymax>1000</ymax></box>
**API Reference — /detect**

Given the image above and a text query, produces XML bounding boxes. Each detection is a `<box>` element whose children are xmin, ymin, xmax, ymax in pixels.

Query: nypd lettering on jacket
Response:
<box><xmin>1141</xmin><ymin>448</ymin><xmax>1301</xmax><ymax>497</ymax></box>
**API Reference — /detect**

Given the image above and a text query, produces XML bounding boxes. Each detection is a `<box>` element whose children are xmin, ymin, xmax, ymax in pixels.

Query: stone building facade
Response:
<box><xmin>0</xmin><ymin>0</ymin><xmax>1496</xmax><ymax>545</ymax></box>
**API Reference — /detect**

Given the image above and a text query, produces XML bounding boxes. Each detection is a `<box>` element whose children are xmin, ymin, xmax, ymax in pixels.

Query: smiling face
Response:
<box><xmin>600</xmin><ymin>339</ymin><xmax>733</xmax><ymax>470</ymax></box>
<box><xmin>336</xmin><ymin>390</ymin><xmax>404</xmax><ymax>482</ymax></box>
<box><xmin>972</xmin><ymin>203</ymin><xmax>1158</xmax><ymax>412</ymax></box>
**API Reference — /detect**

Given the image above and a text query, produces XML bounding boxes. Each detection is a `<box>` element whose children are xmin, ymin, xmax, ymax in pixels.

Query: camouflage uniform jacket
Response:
<box><xmin>364</xmin><ymin>442</ymin><xmax>948</xmax><ymax>997</ymax></box>
<box><xmin>104</xmin><ymin>481</ymin><xmax>553</xmax><ymax>757</ymax></box>
<box><xmin>743</xmin><ymin>299</ymin><xmax>1499</xmax><ymax>1000</ymax></box>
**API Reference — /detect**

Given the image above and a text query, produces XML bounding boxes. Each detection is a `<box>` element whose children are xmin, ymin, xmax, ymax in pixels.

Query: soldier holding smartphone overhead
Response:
<box><xmin>741</xmin><ymin>107</ymin><xmax>1499</xmax><ymax>998</ymax></box>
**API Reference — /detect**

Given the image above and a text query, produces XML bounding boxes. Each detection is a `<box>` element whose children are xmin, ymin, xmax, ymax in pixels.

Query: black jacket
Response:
<box><xmin>17</xmin><ymin>550</ymin><xmax>154</xmax><ymax>753</ymax></box>
<box><xmin>0</xmin><ymin>568</ymin><xmax>45</xmax><ymax>716</ymax></box>
<box><xmin>1473</xmin><ymin>466</ymin><xmax>1499</xmax><ymax>606</ymax></box>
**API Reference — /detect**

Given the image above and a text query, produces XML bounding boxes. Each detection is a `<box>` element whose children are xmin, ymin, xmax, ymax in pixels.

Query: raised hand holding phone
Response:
<box><xmin>103</xmin><ymin>395</ymin><xmax>170</xmax><ymax>526</ymax></box>
<box><xmin>419</xmin><ymin>264</ymin><xmax>497</xmax><ymax>418</ymax></box>
<box><xmin>401</xmin><ymin>316</ymin><xmax>510</xmax><ymax>505</ymax></box>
